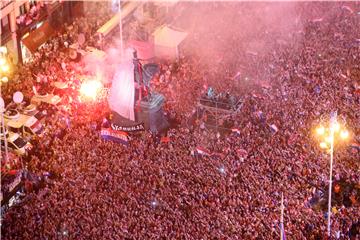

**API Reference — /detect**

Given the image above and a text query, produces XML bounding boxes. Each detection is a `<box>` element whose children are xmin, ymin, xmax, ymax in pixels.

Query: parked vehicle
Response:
<box><xmin>4</xmin><ymin>110</ymin><xmax>44</xmax><ymax>137</ymax></box>
<box><xmin>0</xmin><ymin>129</ymin><xmax>32</xmax><ymax>156</ymax></box>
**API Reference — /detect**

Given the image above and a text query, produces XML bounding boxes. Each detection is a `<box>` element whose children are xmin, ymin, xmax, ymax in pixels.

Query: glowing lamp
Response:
<box><xmin>320</xmin><ymin>142</ymin><xmax>328</xmax><ymax>149</ymax></box>
<box><xmin>331</xmin><ymin>122</ymin><xmax>341</xmax><ymax>132</ymax></box>
<box><xmin>1</xmin><ymin>64</ymin><xmax>9</xmax><ymax>72</ymax></box>
<box><xmin>340</xmin><ymin>130</ymin><xmax>349</xmax><ymax>140</ymax></box>
<box><xmin>80</xmin><ymin>80</ymin><xmax>102</xmax><ymax>100</ymax></box>
<box><xmin>1</xmin><ymin>76</ymin><xmax>8</xmax><ymax>83</ymax></box>
<box><xmin>0</xmin><ymin>46</ymin><xmax>7</xmax><ymax>54</ymax></box>
<box><xmin>0</xmin><ymin>58</ymin><xmax>5</xmax><ymax>66</ymax></box>
<box><xmin>325</xmin><ymin>135</ymin><xmax>334</xmax><ymax>144</ymax></box>
<box><xmin>316</xmin><ymin>126</ymin><xmax>325</xmax><ymax>135</ymax></box>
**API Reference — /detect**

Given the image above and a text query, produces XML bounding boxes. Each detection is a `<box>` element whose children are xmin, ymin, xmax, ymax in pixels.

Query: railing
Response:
<box><xmin>198</xmin><ymin>97</ymin><xmax>243</xmax><ymax>113</ymax></box>
<box><xmin>0</xmin><ymin>0</ymin><xmax>12</xmax><ymax>10</ymax></box>
<box><xmin>16</xmin><ymin>6</ymin><xmax>48</xmax><ymax>35</ymax></box>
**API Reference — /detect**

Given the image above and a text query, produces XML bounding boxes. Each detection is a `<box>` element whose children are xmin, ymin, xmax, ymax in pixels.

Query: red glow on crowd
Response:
<box><xmin>79</xmin><ymin>79</ymin><xmax>103</xmax><ymax>101</ymax></box>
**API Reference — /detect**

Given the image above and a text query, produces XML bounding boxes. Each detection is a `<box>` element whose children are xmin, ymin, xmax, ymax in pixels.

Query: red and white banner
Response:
<box><xmin>196</xmin><ymin>146</ymin><xmax>211</xmax><ymax>156</ymax></box>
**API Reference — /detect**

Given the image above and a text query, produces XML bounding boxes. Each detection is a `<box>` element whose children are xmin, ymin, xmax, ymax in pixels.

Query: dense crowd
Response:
<box><xmin>2</xmin><ymin>2</ymin><xmax>360</xmax><ymax>239</ymax></box>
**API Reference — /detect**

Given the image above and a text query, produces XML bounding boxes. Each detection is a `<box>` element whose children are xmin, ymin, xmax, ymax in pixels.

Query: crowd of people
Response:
<box><xmin>1</xmin><ymin>2</ymin><xmax>359</xmax><ymax>239</ymax></box>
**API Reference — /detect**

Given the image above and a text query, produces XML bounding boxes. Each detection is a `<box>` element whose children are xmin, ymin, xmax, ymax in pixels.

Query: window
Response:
<box><xmin>29</xmin><ymin>0</ymin><xmax>37</xmax><ymax>8</ymax></box>
<box><xmin>1</xmin><ymin>15</ymin><xmax>10</xmax><ymax>35</ymax></box>
<box><xmin>8</xmin><ymin>142</ymin><xmax>17</xmax><ymax>150</ymax></box>
<box><xmin>13</xmin><ymin>137</ymin><xmax>27</xmax><ymax>149</ymax></box>
<box><xmin>19</xmin><ymin>4</ymin><xmax>26</xmax><ymax>15</ymax></box>
<box><xmin>8</xmin><ymin>127</ymin><xmax>19</xmax><ymax>134</ymax></box>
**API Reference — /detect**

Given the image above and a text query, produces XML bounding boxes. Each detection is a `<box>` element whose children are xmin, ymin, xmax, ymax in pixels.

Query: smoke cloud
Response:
<box><xmin>171</xmin><ymin>2</ymin><xmax>306</xmax><ymax>87</ymax></box>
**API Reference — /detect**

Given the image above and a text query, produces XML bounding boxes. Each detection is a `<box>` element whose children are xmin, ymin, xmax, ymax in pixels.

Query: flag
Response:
<box><xmin>236</xmin><ymin>148</ymin><xmax>248</xmax><ymax>158</ymax></box>
<box><xmin>256</xmin><ymin>111</ymin><xmax>266</xmax><ymax>123</ymax></box>
<box><xmin>280</xmin><ymin>193</ymin><xmax>287</xmax><ymax>240</ymax></box>
<box><xmin>101</xmin><ymin>128</ymin><xmax>128</xmax><ymax>145</ymax></box>
<box><xmin>102</xmin><ymin>118</ymin><xmax>110</xmax><ymax>128</ymax></box>
<box><xmin>32</xmin><ymin>86</ymin><xmax>38</xmax><ymax>95</ymax></box>
<box><xmin>340</xmin><ymin>73</ymin><xmax>347</xmax><ymax>79</ymax></box>
<box><xmin>252</xmin><ymin>93</ymin><xmax>264</xmax><ymax>99</ymax></box>
<box><xmin>350</xmin><ymin>142</ymin><xmax>360</xmax><ymax>151</ymax></box>
<box><xmin>231</xmin><ymin>128</ymin><xmax>241</xmax><ymax>135</ymax></box>
<box><xmin>287</xmin><ymin>134</ymin><xmax>298</xmax><ymax>145</ymax></box>
<box><xmin>280</xmin><ymin>222</ymin><xmax>287</xmax><ymax>240</ymax></box>
<box><xmin>269</xmin><ymin>124</ymin><xmax>278</xmax><ymax>133</ymax></box>
<box><xmin>65</xmin><ymin>117</ymin><xmax>71</xmax><ymax>128</ymax></box>
<box><xmin>8</xmin><ymin>169</ymin><xmax>18</xmax><ymax>175</ymax></box>
<box><xmin>160</xmin><ymin>136</ymin><xmax>170</xmax><ymax>143</ymax></box>
<box><xmin>312</xmin><ymin>18</ymin><xmax>323</xmax><ymax>23</ymax></box>
<box><xmin>342</xmin><ymin>5</ymin><xmax>354</xmax><ymax>14</ymax></box>
<box><xmin>232</xmin><ymin>71</ymin><xmax>241</xmax><ymax>80</ymax></box>
<box><xmin>195</xmin><ymin>146</ymin><xmax>211</xmax><ymax>156</ymax></box>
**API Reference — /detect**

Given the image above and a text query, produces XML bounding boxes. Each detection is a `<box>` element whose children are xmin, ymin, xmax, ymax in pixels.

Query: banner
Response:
<box><xmin>111</xmin><ymin>123</ymin><xmax>145</xmax><ymax>132</ymax></box>
<box><xmin>109</xmin><ymin>58</ymin><xmax>135</xmax><ymax>121</ymax></box>
<box><xmin>101</xmin><ymin>128</ymin><xmax>129</xmax><ymax>145</ymax></box>
<box><xmin>195</xmin><ymin>146</ymin><xmax>211</xmax><ymax>156</ymax></box>
<box><xmin>231</xmin><ymin>128</ymin><xmax>241</xmax><ymax>135</ymax></box>
<box><xmin>160</xmin><ymin>136</ymin><xmax>170</xmax><ymax>143</ymax></box>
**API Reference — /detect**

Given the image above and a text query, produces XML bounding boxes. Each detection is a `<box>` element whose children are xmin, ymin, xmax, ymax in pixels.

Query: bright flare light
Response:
<box><xmin>340</xmin><ymin>130</ymin><xmax>349</xmax><ymax>140</ymax></box>
<box><xmin>80</xmin><ymin>80</ymin><xmax>102</xmax><ymax>100</ymax></box>
<box><xmin>316</xmin><ymin>126</ymin><xmax>325</xmax><ymax>135</ymax></box>
<box><xmin>1</xmin><ymin>76</ymin><xmax>8</xmax><ymax>83</ymax></box>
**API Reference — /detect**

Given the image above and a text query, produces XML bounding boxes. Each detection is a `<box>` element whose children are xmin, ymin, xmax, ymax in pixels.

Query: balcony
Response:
<box><xmin>0</xmin><ymin>1</ymin><xmax>12</xmax><ymax>10</ymax></box>
<box><xmin>16</xmin><ymin>5</ymin><xmax>48</xmax><ymax>36</ymax></box>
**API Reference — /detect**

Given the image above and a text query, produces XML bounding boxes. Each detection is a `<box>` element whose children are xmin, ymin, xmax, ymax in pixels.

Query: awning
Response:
<box><xmin>153</xmin><ymin>26</ymin><xmax>188</xmax><ymax>48</ymax></box>
<box><xmin>152</xmin><ymin>25</ymin><xmax>188</xmax><ymax>59</ymax></box>
<box><xmin>96</xmin><ymin>2</ymin><xmax>141</xmax><ymax>37</ymax></box>
<box><xmin>21</xmin><ymin>21</ymin><xmax>56</xmax><ymax>53</ymax></box>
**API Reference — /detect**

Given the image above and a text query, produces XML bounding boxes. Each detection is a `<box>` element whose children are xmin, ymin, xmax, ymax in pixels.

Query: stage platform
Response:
<box><xmin>111</xmin><ymin>92</ymin><xmax>168</xmax><ymax>133</ymax></box>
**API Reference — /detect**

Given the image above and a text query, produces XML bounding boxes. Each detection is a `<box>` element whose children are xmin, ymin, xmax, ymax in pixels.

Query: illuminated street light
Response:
<box><xmin>1</xmin><ymin>77</ymin><xmax>8</xmax><ymax>83</ymax></box>
<box><xmin>332</xmin><ymin>122</ymin><xmax>340</xmax><ymax>132</ymax></box>
<box><xmin>340</xmin><ymin>130</ymin><xmax>349</xmax><ymax>140</ymax></box>
<box><xmin>320</xmin><ymin>142</ymin><xmax>328</xmax><ymax>149</ymax></box>
<box><xmin>0</xmin><ymin>58</ymin><xmax>6</xmax><ymax>66</ymax></box>
<box><xmin>316</xmin><ymin>126</ymin><xmax>325</xmax><ymax>135</ymax></box>
<box><xmin>325</xmin><ymin>135</ymin><xmax>334</xmax><ymax>144</ymax></box>
<box><xmin>0</xmin><ymin>46</ymin><xmax>7</xmax><ymax>54</ymax></box>
<box><xmin>1</xmin><ymin>64</ymin><xmax>9</xmax><ymax>73</ymax></box>
<box><xmin>314</xmin><ymin>112</ymin><xmax>350</xmax><ymax>237</ymax></box>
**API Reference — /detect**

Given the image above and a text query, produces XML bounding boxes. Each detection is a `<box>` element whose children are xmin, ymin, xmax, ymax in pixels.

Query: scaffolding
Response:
<box><xmin>196</xmin><ymin>97</ymin><xmax>243</xmax><ymax>133</ymax></box>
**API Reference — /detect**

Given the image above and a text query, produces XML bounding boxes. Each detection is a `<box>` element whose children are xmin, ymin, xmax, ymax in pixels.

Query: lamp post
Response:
<box><xmin>315</xmin><ymin>111</ymin><xmax>349</xmax><ymax>237</ymax></box>
<box><xmin>118</xmin><ymin>0</ymin><xmax>124</xmax><ymax>56</ymax></box>
<box><xmin>0</xmin><ymin>47</ymin><xmax>10</xmax><ymax>164</ymax></box>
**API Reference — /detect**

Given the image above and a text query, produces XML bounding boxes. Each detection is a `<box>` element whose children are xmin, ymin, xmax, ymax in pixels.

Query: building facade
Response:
<box><xmin>1</xmin><ymin>0</ymin><xmax>83</xmax><ymax>64</ymax></box>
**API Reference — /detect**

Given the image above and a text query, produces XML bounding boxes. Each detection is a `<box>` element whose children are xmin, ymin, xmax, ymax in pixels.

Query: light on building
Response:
<box><xmin>320</xmin><ymin>142</ymin><xmax>328</xmax><ymax>149</ymax></box>
<box><xmin>1</xmin><ymin>77</ymin><xmax>9</xmax><ymax>83</ymax></box>
<box><xmin>325</xmin><ymin>135</ymin><xmax>334</xmax><ymax>144</ymax></box>
<box><xmin>340</xmin><ymin>130</ymin><xmax>349</xmax><ymax>140</ymax></box>
<box><xmin>316</xmin><ymin>126</ymin><xmax>325</xmax><ymax>135</ymax></box>
<box><xmin>0</xmin><ymin>46</ymin><xmax>7</xmax><ymax>54</ymax></box>
<box><xmin>1</xmin><ymin>64</ymin><xmax>9</xmax><ymax>72</ymax></box>
<box><xmin>331</xmin><ymin>122</ymin><xmax>341</xmax><ymax>132</ymax></box>
<box><xmin>0</xmin><ymin>58</ymin><xmax>6</xmax><ymax>66</ymax></box>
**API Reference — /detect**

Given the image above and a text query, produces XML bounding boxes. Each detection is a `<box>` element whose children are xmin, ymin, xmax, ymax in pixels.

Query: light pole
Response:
<box><xmin>0</xmin><ymin>47</ymin><xmax>10</xmax><ymax>164</ymax></box>
<box><xmin>118</xmin><ymin>0</ymin><xmax>124</xmax><ymax>56</ymax></box>
<box><xmin>315</xmin><ymin>111</ymin><xmax>350</xmax><ymax>237</ymax></box>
